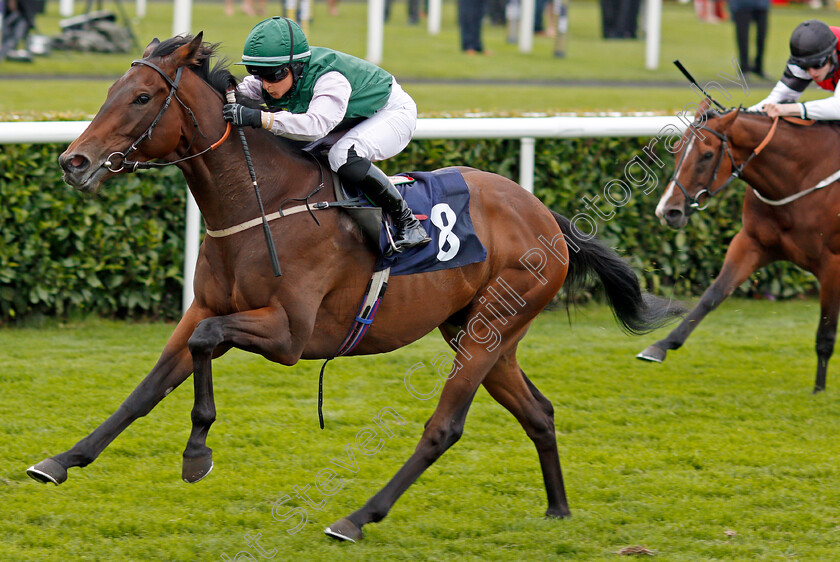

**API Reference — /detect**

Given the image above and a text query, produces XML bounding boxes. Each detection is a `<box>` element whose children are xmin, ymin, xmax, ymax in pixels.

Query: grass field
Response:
<box><xmin>3</xmin><ymin>299</ymin><xmax>840</xmax><ymax>560</ymax></box>
<box><xmin>1</xmin><ymin>1</ymin><xmax>838</xmax><ymax>116</ymax></box>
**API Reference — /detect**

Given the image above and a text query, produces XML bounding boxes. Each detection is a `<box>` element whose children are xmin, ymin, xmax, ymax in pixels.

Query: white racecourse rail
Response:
<box><xmin>0</xmin><ymin>116</ymin><xmax>688</xmax><ymax>312</ymax></box>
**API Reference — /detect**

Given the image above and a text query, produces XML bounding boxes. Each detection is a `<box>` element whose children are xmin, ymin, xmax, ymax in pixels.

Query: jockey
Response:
<box><xmin>223</xmin><ymin>16</ymin><xmax>431</xmax><ymax>255</ymax></box>
<box><xmin>749</xmin><ymin>19</ymin><xmax>840</xmax><ymax>119</ymax></box>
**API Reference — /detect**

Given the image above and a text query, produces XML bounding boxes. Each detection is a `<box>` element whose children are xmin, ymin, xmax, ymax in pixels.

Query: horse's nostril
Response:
<box><xmin>665</xmin><ymin>209</ymin><xmax>683</xmax><ymax>220</ymax></box>
<box><xmin>61</xmin><ymin>153</ymin><xmax>90</xmax><ymax>173</ymax></box>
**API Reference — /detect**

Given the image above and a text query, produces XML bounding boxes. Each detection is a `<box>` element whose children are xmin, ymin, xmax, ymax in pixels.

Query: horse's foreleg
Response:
<box><xmin>182</xmin><ymin>307</ymin><xmax>297</xmax><ymax>483</ymax></box>
<box><xmin>814</xmin><ymin>268</ymin><xmax>840</xmax><ymax>393</ymax></box>
<box><xmin>27</xmin><ymin>306</ymin><xmax>208</xmax><ymax>485</ymax></box>
<box><xmin>482</xmin><ymin>358</ymin><xmax>570</xmax><ymax>518</ymax></box>
<box><xmin>637</xmin><ymin>230</ymin><xmax>770</xmax><ymax>362</ymax></box>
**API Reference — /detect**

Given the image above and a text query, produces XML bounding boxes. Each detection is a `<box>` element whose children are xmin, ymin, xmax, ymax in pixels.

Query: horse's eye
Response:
<box><xmin>133</xmin><ymin>94</ymin><xmax>152</xmax><ymax>105</ymax></box>
<box><xmin>702</xmin><ymin>151</ymin><xmax>714</xmax><ymax>160</ymax></box>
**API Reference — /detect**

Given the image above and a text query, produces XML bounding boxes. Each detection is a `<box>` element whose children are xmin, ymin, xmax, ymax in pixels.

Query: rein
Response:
<box><xmin>104</xmin><ymin>59</ymin><xmax>231</xmax><ymax>173</ymax></box>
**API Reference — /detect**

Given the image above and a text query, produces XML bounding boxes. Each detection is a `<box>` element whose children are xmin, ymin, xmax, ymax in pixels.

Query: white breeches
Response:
<box><xmin>328</xmin><ymin>79</ymin><xmax>418</xmax><ymax>171</ymax></box>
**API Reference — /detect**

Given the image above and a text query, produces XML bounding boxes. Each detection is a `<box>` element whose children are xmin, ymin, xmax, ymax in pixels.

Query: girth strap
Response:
<box><xmin>318</xmin><ymin>267</ymin><xmax>390</xmax><ymax>429</ymax></box>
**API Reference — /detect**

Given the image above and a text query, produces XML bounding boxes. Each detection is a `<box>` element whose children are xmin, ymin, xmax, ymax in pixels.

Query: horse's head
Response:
<box><xmin>60</xmin><ymin>33</ymin><xmax>222</xmax><ymax>193</ymax></box>
<box><xmin>655</xmin><ymin>104</ymin><xmax>741</xmax><ymax>229</ymax></box>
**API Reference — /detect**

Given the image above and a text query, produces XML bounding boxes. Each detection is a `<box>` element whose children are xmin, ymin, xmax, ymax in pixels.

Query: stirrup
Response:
<box><xmin>383</xmin><ymin>221</ymin><xmax>401</xmax><ymax>256</ymax></box>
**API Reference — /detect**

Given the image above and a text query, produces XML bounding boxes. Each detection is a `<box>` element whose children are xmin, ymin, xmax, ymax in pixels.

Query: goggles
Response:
<box><xmin>793</xmin><ymin>49</ymin><xmax>834</xmax><ymax>70</ymax></box>
<box><xmin>247</xmin><ymin>65</ymin><xmax>291</xmax><ymax>83</ymax></box>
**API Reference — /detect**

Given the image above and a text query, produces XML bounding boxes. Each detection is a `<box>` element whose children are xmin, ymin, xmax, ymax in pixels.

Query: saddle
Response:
<box><xmin>301</xmin><ymin>127</ymin><xmax>384</xmax><ymax>245</ymax></box>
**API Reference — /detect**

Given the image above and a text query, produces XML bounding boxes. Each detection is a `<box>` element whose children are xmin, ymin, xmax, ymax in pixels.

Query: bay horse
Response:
<box><xmin>639</xmin><ymin>102</ymin><xmax>840</xmax><ymax>393</ymax></box>
<box><xmin>29</xmin><ymin>34</ymin><xmax>681</xmax><ymax>541</ymax></box>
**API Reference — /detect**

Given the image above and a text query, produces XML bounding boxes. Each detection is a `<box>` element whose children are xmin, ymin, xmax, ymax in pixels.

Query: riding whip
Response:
<box><xmin>226</xmin><ymin>87</ymin><xmax>282</xmax><ymax>277</ymax></box>
<box><xmin>673</xmin><ymin>60</ymin><xmax>727</xmax><ymax>112</ymax></box>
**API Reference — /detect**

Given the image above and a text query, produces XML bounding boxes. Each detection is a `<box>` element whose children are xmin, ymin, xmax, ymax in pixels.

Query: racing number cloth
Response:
<box><xmin>375</xmin><ymin>168</ymin><xmax>487</xmax><ymax>276</ymax></box>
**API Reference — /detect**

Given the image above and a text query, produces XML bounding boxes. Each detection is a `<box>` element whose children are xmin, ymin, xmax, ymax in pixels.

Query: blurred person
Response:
<box><xmin>406</xmin><ymin>0</ymin><xmax>425</xmax><ymax>24</ymax></box>
<box><xmin>749</xmin><ymin>20</ymin><xmax>840</xmax><ymax>120</ymax></box>
<box><xmin>488</xmin><ymin>0</ymin><xmax>505</xmax><ymax>26</ymax></box>
<box><xmin>459</xmin><ymin>0</ymin><xmax>487</xmax><ymax>54</ymax></box>
<box><xmin>599</xmin><ymin>0</ymin><xmax>640</xmax><ymax>39</ymax></box>
<box><xmin>223</xmin><ymin>17</ymin><xmax>431</xmax><ymax>254</ymax></box>
<box><xmin>695</xmin><ymin>0</ymin><xmax>726</xmax><ymax>23</ymax></box>
<box><xmin>729</xmin><ymin>0</ymin><xmax>770</xmax><ymax>80</ymax></box>
<box><xmin>534</xmin><ymin>0</ymin><xmax>549</xmax><ymax>36</ymax></box>
<box><xmin>225</xmin><ymin>0</ymin><xmax>266</xmax><ymax>17</ymax></box>
<box><xmin>1</xmin><ymin>0</ymin><xmax>38</xmax><ymax>62</ymax></box>
<box><xmin>384</xmin><ymin>0</ymin><xmax>425</xmax><ymax>24</ymax></box>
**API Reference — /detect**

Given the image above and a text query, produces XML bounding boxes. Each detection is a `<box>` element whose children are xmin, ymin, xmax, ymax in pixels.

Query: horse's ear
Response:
<box><xmin>719</xmin><ymin>107</ymin><xmax>740</xmax><ymax>131</ymax></box>
<box><xmin>171</xmin><ymin>32</ymin><xmax>204</xmax><ymax>67</ymax></box>
<box><xmin>142</xmin><ymin>38</ymin><xmax>160</xmax><ymax>58</ymax></box>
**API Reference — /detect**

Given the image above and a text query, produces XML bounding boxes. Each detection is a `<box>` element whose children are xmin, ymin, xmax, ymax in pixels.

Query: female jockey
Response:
<box><xmin>749</xmin><ymin>19</ymin><xmax>840</xmax><ymax>119</ymax></box>
<box><xmin>223</xmin><ymin>16</ymin><xmax>431</xmax><ymax>255</ymax></box>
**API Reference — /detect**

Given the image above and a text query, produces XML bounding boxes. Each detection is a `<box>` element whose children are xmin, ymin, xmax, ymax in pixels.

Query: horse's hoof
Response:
<box><xmin>636</xmin><ymin>345</ymin><xmax>666</xmax><ymax>363</ymax></box>
<box><xmin>26</xmin><ymin>458</ymin><xmax>68</xmax><ymax>485</ymax></box>
<box><xmin>324</xmin><ymin>517</ymin><xmax>363</xmax><ymax>542</ymax></box>
<box><xmin>182</xmin><ymin>451</ymin><xmax>213</xmax><ymax>483</ymax></box>
<box><xmin>546</xmin><ymin>507</ymin><xmax>571</xmax><ymax>519</ymax></box>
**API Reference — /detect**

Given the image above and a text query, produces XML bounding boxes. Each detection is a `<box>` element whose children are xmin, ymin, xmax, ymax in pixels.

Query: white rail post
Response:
<box><xmin>520</xmin><ymin>137</ymin><xmax>536</xmax><ymax>193</ymax></box>
<box><xmin>59</xmin><ymin>0</ymin><xmax>74</xmax><ymax>17</ymax></box>
<box><xmin>518</xmin><ymin>0</ymin><xmax>535</xmax><ymax>53</ymax></box>
<box><xmin>182</xmin><ymin>192</ymin><xmax>199</xmax><ymax>313</ymax></box>
<box><xmin>428</xmin><ymin>0</ymin><xmax>442</xmax><ymax>35</ymax></box>
<box><xmin>367</xmin><ymin>0</ymin><xmax>385</xmax><ymax>65</ymax></box>
<box><xmin>172</xmin><ymin>0</ymin><xmax>191</xmax><ymax>37</ymax></box>
<box><xmin>173</xmin><ymin>0</ymin><xmax>195</xmax><ymax>312</ymax></box>
<box><xmin>645</xmin><ymin>0</ymin><xmax>662</xmax><ymax>70</ymax></box>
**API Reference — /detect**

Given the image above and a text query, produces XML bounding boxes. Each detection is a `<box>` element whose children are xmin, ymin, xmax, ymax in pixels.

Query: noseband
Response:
<box><xmin>670</xmin><ymin>114</ymin><xmax>779</xmax><ymax>214</ymax></box>
<box><xmin>105</xmin><ymin>59</ymin><xmax>230</xmax><ymax>173</ymax></box>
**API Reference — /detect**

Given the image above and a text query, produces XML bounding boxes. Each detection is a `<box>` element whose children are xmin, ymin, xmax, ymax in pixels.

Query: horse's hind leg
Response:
<box><xmin>26</xmin><ymin>306</ymin><xmax>207</xmax><ymax>485</ymax></box>
<box><xmin>638</xmin><ymin>230</ymin><xmax>769</xmax><ymax>362</ymax></box>
<box><xmin>325</xmin><ymin>318</ymin><xmax>535</xmax><ymax>542</ymax></box>
<box><xmin>482</xmin><ymin>355</ymin><xmax>570</xmax><ymax>518</ymax></box>
<box><xmin>814</xmin><ymin>269</ymin><xmax>840</xmax><ymax>392</ymax></box>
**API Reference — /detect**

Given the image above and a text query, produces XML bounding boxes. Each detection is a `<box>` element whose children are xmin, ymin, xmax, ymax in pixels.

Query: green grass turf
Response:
<box><xmin>2</xmin><ymin>299</ymin><xmax>840</xmax><ymax>560</ymax></box>
<box><xmin>1</xmin><ymin>1</ymin><xmax>836</xmax><ymax>117</ymax></box>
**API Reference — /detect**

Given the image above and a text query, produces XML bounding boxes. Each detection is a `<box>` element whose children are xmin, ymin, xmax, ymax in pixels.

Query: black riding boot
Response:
<box><xmin>338</xmin><ymin>154</ymin><xmax>431</xmax><ymax>255</ymax></box>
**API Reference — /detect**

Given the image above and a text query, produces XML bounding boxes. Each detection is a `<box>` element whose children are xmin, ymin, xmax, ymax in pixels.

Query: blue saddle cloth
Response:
<box><xmin>372</xmin><ymin>168</ymin><xmax>487</xmax><ymax>276</ymax></box>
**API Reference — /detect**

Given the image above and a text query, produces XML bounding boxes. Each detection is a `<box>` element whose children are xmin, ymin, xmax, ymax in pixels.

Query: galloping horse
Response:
<box><xmin>639</xmin><ymin>102</ymin><xmax>840</xmax><ymax>393</ymax></box>
<box><xmin>29</xmin><ymin>34</ymin><xmax>681</xmax><ymax>541</ymax></box>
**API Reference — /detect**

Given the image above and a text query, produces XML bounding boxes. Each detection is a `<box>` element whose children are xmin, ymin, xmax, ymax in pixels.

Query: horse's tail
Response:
<box><xmin>552</xmin><ymin>211</ymin><xmax>684</xmax><ymax>335</ymax></box>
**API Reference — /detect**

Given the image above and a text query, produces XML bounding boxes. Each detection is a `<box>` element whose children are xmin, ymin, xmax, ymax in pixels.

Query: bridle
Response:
<box><xmin>105</xmin><ymin>59</ymin><xmax>231</xmax><ymax>173</ymax></box>
<box><xmin>670</xmin><ymin>111</ymin><xmax>780</xmax><ymax>214</ymax></box>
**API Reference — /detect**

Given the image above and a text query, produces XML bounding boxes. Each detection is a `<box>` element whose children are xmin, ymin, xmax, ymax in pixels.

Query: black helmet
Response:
<box><xmin>789</xmin><ymin>20</ymin><xmax>838</xmax><ymax>69</ymax></box>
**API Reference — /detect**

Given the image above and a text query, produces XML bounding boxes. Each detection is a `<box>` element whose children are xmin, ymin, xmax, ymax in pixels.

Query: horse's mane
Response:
<box><xmin>149</xmin><ymin>35</ymin><xmax>235</xmax><ymax>97</ymax></box>
<box><xmin>148</xmin><ymin>35</ymin><xmax>311</xmax><ymax>157</ymax></box>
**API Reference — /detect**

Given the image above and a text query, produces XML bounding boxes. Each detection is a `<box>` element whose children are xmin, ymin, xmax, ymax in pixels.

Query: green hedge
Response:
<box><xmin>0</xmin><ymin>137</ymin><xmax>816</xmax><ymax>323</ymax></box>
<box><xmin>390</xmin><ymin>137</ymin><xmax>816</xmax><ymax>301</ymax></box>
<box><xmin>0</xmin><ymin>144</ymin><xmax>186</xmax><ymax>322</ymax></box>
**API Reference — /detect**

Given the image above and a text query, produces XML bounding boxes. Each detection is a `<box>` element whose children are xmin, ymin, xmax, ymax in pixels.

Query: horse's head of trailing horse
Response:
<box><xmin>60</xmin><ymin>33</ymin><xmax>231</xmax><ymax>193</ymax></box>
<box><xmin>655</xmin><ymin>100</ymin><xmax>743</xmax><ymax>229</ymax></box>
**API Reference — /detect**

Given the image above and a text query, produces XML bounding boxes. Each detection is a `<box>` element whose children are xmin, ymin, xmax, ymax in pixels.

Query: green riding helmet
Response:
<box><xmin>237</xmin><ymin>17</ymin><xmax>311</xmax><ymax>67</ymax></box>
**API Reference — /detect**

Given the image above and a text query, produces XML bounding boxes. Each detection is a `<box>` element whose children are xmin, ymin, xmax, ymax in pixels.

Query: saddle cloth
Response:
<box><xmin>355</xmin><ymin>168</ymin><xmax>487</xmax><ymax>276</ymax></box>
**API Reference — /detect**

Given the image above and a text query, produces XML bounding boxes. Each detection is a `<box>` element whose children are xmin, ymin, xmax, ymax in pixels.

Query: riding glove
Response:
<box><xmin>223</xmin><ymin>103</ymin><xmax>263</xmax><ymax>128</ymax></box>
